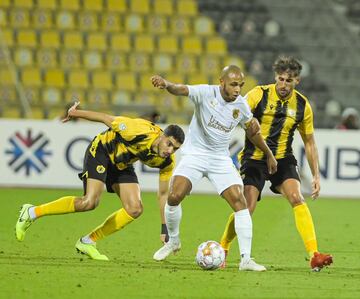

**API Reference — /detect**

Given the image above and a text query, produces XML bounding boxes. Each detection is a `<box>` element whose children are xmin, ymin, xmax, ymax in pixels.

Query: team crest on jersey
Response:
<box><xmin>119</xmin><ymin>123</ymin><xmax>126</xmax><ymax>131</ymax></box>
<box><xmin>232</xmin><ymin>109</ymin><xmax>240</xmax><ymax>119</ymax></box>
<box><xmin>96</xmin><ymin>165</ymin><xmax>106</xmax><ymax>173</ymax></box>
<box><xmin>288</xmin><ymin>109</ymin><xmax>296</xmax><ymax>117</ymax></box>
<box><xmin>210</xmin><ymin>99</ymin><xmax>218</xmax><ymax>107</ymax></box>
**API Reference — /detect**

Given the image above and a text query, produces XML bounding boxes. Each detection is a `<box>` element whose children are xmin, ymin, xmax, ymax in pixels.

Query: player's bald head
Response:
<box><xmin>220</xmin><ymin>65</ymin><xmax>244</xmax><ymax>80</ymax></box>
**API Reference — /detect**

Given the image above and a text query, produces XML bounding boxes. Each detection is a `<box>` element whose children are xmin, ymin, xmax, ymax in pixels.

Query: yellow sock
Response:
<box><xmin>293</xmin><ymin>203</ymin><xmax>318</xmax><ymax>257</ymax></box>
<box><xmin>89</xmin><ymin>208</ymin><xmax>134</xmax><ymax>242</ymax></box>
<box><xmin>35</xmin><ymin>196</ymin><xmax>76</xmax><ymax>218</ymax></box>
<box><xmin>220</xmin><ymin>213</ymin><xmax>237</xmax><ymax>251</ymax></box>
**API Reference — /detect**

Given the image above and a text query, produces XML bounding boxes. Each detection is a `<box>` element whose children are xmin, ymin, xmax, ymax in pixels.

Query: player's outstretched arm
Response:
<box><xmin>245</xmin><ymin>118</ymin><xmax>278</xmax><ymax>174</ymax></box>
<box><xmin>151</xmin><ymin>75</ymin><xmax>189</xmax><ymax>96</ymax></box>
<box><xmin>62</xmin><ymin>101</ymin><xmax>115</xmax><ymax>128</ymax></box>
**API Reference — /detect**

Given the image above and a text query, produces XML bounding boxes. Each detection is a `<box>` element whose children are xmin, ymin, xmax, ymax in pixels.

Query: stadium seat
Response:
<box><xmin>125</xmin><ymin>14</ymin><xmax>144</xmax><ymax>33</ymax></box>
<box><xmin>36</xmin><ymin>49</ymin><xmax>58</xmax><ymax>68</ymax></box>
<box><xmin>106</xmin><ymin>0</ymin><xmax>127</xmax><ymax>13</ymax></box>
<box><xmin>115</xmin><ymin>73</ymin><xmax>137</xmax><ymax>91</ymax></box>
<box><xmin>37</xmin><ymin>0</ymin><xmax>57</xmax><ymax>10</ymax></box>
<box><xmin>64</xmin><ymin>89</ymin><xmax>85</xmax><ymax>103</ymax></box>
<box><xmin>68</xmin><ymin>70</ymin><xmax>89</xmax><ymax>89</ymax></box>
<box><xmin>87</xmin><ymin>32</ymin><xmax>108</xmax><ymax>51</ymax></box>
<box><xmin>33</xmin><ymin>10</ymin><xmax>53</xmax><ymax>29</ymax></box>
<box><xmin>101</xmin><ymin>13</ymin><xmax>123</xmax><ymax>32</ymax></box>
<box><xmin>153</xmin><ymin>0</ymin><xmax>174</xmax><ymax>16</ymax></box>
<box><xmin>1</xmin><ymin>106</ymin><xmax>20</xmax><ymax>118</ymax></box>
<box><xmin>87</xmin><ymin>89</ymin><xmax>109</xmax><ymax>106</ymax></box>
<box><xmin>147</xmin><ymin>15</ymin><xmax>168</xmax><ymax>34</ymax></box>
<box><xmin>16</xmin><ymin>29</ymin><xmax>37</xmax><ymax>48</ymax></box>
<box><xmin>170</xmin><ymin>16</ymin><xmax>192</xmax><ymax>35</ymax></box>
<box><xmin>139</xmin><ymin>73</ymin><xmax>155</xmax><ymax>92</ymax></box>
<box><xmin>1</xmin><ymin>29</ymin><xmax>14</xmax><ymax>47</ymax></box>
<box><xmin>205</xmin><ymin>37</ymin><xmax>227</xmax><ymax>55</ymax></box>
<box><xmin>157</xmin><ymin>35</ymin><xmax>179</xmax><ymax>54</ymax></box>
<box><xmin>56</xmin><ymin>11</ymin><xmax>75</xmax><ymax>30</ymax></box>
<box><xmin>0</xmin><ymin>85</ymin><xmax>16</xmax><ymax>104</ymax></box>
<box><xmin>23</xmin><ymin>87</ymin><xmax>40</xmax><ymax>105</ymax></box>
<box><xmin>194</xmin><ymin>16</ymin><xmax>214</xmax><ymax>36</ymax></box>
<box><xmin>44</xmin><ymin>69</ymin><xmax>65</xmax><ymax>88</ymax></box>
<box><xmin>30</xmin><ymin>107</ymin><xmax>46</xmax><ymax>119</ymax></box>
<box><xmin>10</xmin><ymin>9</ymin><xmax>30</xmax><ymax>28</ymax></box>
<box><xmin>187</xmin><ymin>73</ymin><xmax>209</xmax><ymax>85</ymax></box>
<box><xmin>241</xmin><ymin>75</ymin><xmax>258</xmax><ymax>95</ymax></box>
<box><xmin>224</xmin><ymin>56</ymin><xmax>246</xmax><ymax>71</ymax></box>
<box><xmin>129</xmin><ymin>53</ymin><xmax>150</xmax><ymax>72</ymax></box>
<box><xmin>78</xmin><ymin>12</ymin><xmax>99</xmax><ymax>31</ymax></box>
<box><xmin>105</xmin><ymin>52</ymin><xmax>128</xmax><ymax>71</ymax></box>
<box><xmin>0</xmin><ymin>9</ymin><xmax>7</xmax><ymax>27</ymax></box>
<box><xmin>110</xmin><ymin>33</ymin><xmax>131</xmax><ymax>52</ymax></box>
<box><xmin>0</xmin><ymin>0</ymin><xmax>10</xmax><ymax>8</ymax></box>
<box><xmin>21</xmin><ymin>68</ymin><xmax>42</xmax><ymax>87</ymax></box>
<box><xmin>59</xmin><ymin>0</ymin><xmax>80</xmax><ymax>11</ymax></box>
<box><xmin>0</xmin><ymin>49</ymin><xmax>7</xmax><ymax>65</ymax></box>
<box><xmin>42</xmin><ymin>87</ymin><xmax>62</xmax><ymax>105</ymax></box>
<box><xmin>153</xmin><ymin>53</ymin><xmax>173</xmax><ymax>73</ymax></box>
<box><xmin>13</xmin><ymin>0</ymin><xmax>33</xmax><ymax>9</ymax></box>
<box><xmin>83</xmin><ymin>0</ymin><xmax>103</xmax><ymax>12</ymax></box>
<box><xmin>111</xmin><ymin>90</ymin><xmax>132</xmax><ymax>105</ymax></box>
<box><xmin>40</xmin><ymin>30</ymin><xmax>60</xmax><ymax>48</ymax></box>
<box><xmin>175</xmin><ymin>54</ymin><xmax>198</xmax><ymax>74</ymax></box>
<box><xmin>176</xmin><ymin>0</ymin><xmax>198</xmax><ymax>16</ymax></box>
<box><xmin>60</xmin><ymin>50</ymin><xmax>81</xmax><ymax>68</ymax></box>
<box><xmin>130</xmin><ymin>0</ymin><xmax>150</xmax><ymax>14</ymax></box>
<box><xmin>92</xmin><ymin>71</ymin><xmax>113</xmax><ymax>89</ymax></box>
<box><xmin>200</xmin><ymin>55</ymin><xmax>221</xmax><ymax>75</ymax></box>
<box><xmin>14</xmin><ymin>48</ymin><xmax>33</xmax><ymax>66</ymax></box>
<box><xmin>182</xmin><ymin>36</ymin><xmax>203</xmax><ymax>55</ymax></box>
<box><xmin>63</xmin><ymin>31</ymin><xmax>84</xmax><ymax>50</ymax></box>
<box><xmin>134</xmin><ymin>35</ymin><xmax>155</xmax><ymax>53</ymax></box>
<box><xmin>84</xmin><ymin>51</ymin><xmax>103</xmax><ymax>69</ymax></box>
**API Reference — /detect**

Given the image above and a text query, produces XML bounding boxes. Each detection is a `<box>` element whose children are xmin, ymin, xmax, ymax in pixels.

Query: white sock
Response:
<box><xmin>165</xmin><ymin>203</ymin><xmax>182</xmax><ymax>244</ymax></box>
<box><xmin>28</xmin><ymin>207</ymin><xmax>37</xmax><ymax>220</ymax></box>
<box><xmin>234</xmin><ymin>209</ymin><xmax>252</xmax><ymax>260</ymax></box>
<box><xmin>81</xmin><ymin>235</ymin><xmax>95</xmax><ymax>244</ymax></box>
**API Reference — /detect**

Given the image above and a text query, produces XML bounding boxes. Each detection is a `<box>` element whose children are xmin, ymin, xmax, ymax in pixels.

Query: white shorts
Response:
<box><xmin>173</xmin><ymin>154</ymin><xmax>243</xmax><ymax>195</ymax></box>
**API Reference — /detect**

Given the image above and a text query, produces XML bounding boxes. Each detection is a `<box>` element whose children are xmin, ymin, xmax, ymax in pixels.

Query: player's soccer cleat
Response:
<box><xmin>153</xmin><ymin>241</ymin><xmax>181</xmax><ymax>261</ymax></box>
<box><xmin>15</xmin><ymin>204</ymin><xmax>34</xmax><ymax>241</ymax></box>
<box><xmin>219</xmin><ymin>249</ymin><xmax>228</xmax><ymax>269</ymax></box>
<box><xmin>75</xmin><ymin>239</ymin><xmax>109</xmax><ymax>261</ymax></box>
<box><xmin>310</xmin><ymin>252</ymin><xmax>333</xmax><ymax>272</ymax></box>
<box><xmin>239</xmin><ymin>258</ymin><xmax>267</xmax><ymax>272</ymax></box>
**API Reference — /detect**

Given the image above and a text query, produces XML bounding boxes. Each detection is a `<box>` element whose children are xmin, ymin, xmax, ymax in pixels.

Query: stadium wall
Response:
<box><xmin>0</xmin><ymin>119</ymin><xmax>359</xmax><ymax>198</ymax></box>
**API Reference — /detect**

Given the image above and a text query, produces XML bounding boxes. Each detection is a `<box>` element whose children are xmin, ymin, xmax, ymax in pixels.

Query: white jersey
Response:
<box><xmin>181</xmin><ymin>84</ymin><xmax>253</xmax><ymax>156</ymax></box>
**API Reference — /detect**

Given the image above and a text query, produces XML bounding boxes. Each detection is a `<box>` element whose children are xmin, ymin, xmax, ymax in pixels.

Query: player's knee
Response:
<box><xmin>77</xmin><ymin>195</ymin><xmax>99</xmax><ymax>211</ymax></box>
<box><xmin>125</xmin><ymin>202</ymin><xmax>143</xmax><ymax>218</ymax></box>
<box><xmin>288</xmin><ymin>192</ymin><xmax>304</xmax><ymax>206</ymax></box>
<box><xmin>168</xmin><ymin>190</ymin><xmax>184</xmax><ymax>205</ymax></box>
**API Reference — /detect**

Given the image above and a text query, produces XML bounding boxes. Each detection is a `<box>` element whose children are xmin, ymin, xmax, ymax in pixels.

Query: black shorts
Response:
<box><xmin>240</xmin><ymin>155</ymin><xmax>300</xmax><ymax>201</ymax></box>
<box><xmin>78</xmin><ymin>141</ymin><xmax>138</xmax><ymax>194</ymax></box>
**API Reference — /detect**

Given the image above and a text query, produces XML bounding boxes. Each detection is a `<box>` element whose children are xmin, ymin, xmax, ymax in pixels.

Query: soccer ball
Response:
<box><xmin>195</xmin><ymin>240</ymin><xmax>225</xmax><ymax>270</ymax></box>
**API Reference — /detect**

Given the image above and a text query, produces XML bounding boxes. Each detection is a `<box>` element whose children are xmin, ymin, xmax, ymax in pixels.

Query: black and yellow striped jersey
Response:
<box><xmin>90</xmin><ymin>116</ymin><xmax>175</xmax><ymax>181</ymax></box>
<box><xmin>239</xmin><ymin>84</ymin><xmax>314</xmax><ymax>161</ymax></box>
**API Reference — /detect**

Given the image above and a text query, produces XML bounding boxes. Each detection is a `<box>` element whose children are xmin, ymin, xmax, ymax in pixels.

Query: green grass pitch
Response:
<box><xmin>1</xmin><ymin>188</ymin><xmax>359</xmax><ymax>298</ymax></box>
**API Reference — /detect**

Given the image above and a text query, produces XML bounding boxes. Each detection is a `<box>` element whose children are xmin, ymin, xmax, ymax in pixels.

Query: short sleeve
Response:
<box><xmin>159</xmin><ymin>156</ymin><xmax>175</xmax><ymax>181</ymax></box>
<box><xmin>298</xmin><ymin>102</ymin><xmax>314</xmax><ymax>135</ymax></box>
<box><xmin>187</xmin><ymin>84</ymin><xmax>210</xmax><ymax>105</ymax></box>
<box><xmin>239</xmin><ymin>100</ymin><xmax>253</xmax><ymax>129</ymax></box>
<box><xmin>245</xmin><ymin>86</ymin><xmax>264</xmax><ymax>111</ymax></box>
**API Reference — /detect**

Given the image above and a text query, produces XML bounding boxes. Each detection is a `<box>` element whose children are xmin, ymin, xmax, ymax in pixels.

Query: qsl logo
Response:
<box><xmin>6</xmin><ymin>129</ymin><xmax>52</xmax><ymax>176</ymax></box>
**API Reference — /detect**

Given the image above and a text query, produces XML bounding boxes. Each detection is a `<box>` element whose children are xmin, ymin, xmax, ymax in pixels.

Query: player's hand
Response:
<box><xmin>311</xmin><ymin>175</ymin><xmax>320</xmax><ymax>200</ymax></box>
<box><xmin>151</xmin><ymin>75</ymin><xmax>168</xmax><ymax>89</ymax></box>
<box><xmin>266</xmin><ymin>153</ymin><xmax>278</xmax><ymax>175</ymax></box>
<box><xmin>62</xmin><ymin>101</ymin><xmax>80</xmax><ymax>123</ymax></box>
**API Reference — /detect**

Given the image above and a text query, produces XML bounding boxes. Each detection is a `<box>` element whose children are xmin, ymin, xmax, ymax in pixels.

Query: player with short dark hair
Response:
<box><xmin>15</xmin><ymin>102</ymin><xmax>184</xmax><ymax>260</ymax></box>
<box><xmin>151</xmin><ymin>65</ymin><xmax>278</xmax><ymax>271</ymax></box>
<box><xmin>220</xmin><ymin>56</ymin><xmax>333</xmax><ymax>271</ymax></box>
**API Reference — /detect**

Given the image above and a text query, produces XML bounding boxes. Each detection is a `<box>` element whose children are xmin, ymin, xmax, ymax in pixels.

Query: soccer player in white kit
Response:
<box><xmin>151</xmin><ymin>65</ymin><xmax>278</xmax><ymax>271</ymax></box>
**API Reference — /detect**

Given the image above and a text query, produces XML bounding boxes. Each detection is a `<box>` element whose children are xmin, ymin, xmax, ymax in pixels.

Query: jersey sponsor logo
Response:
<box><xmin>208</xmin><ymin>115</ymin><xmax>235</xmax><ymax>133</ymax></box>
<box><xmin>5</xmin><ymin>129</ymin><xmax>52</xmax><ymax>176</ymax></box>
<box><xmin>210</xmin><ymin>99</ymin><xmax>218</xmax><ymax>108</ymax></box>
<box><xmin>119</xmin><ymin>123</ymin><xmax>126</xmax><ymax>131</ymax></box>
<box><xmin>96</xmin><ymin>165</ymin><xmax>106</xmax><ymax>173</ymax></box>
<box><xmin>288</xmin><ymin>109</ymin><xmax>296</xmax><ymax>117</ymax></box>
<box><xmin>232</xmin><ymin>109</ymin><xmax>240</xmax><ymax>119</ymax></box>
